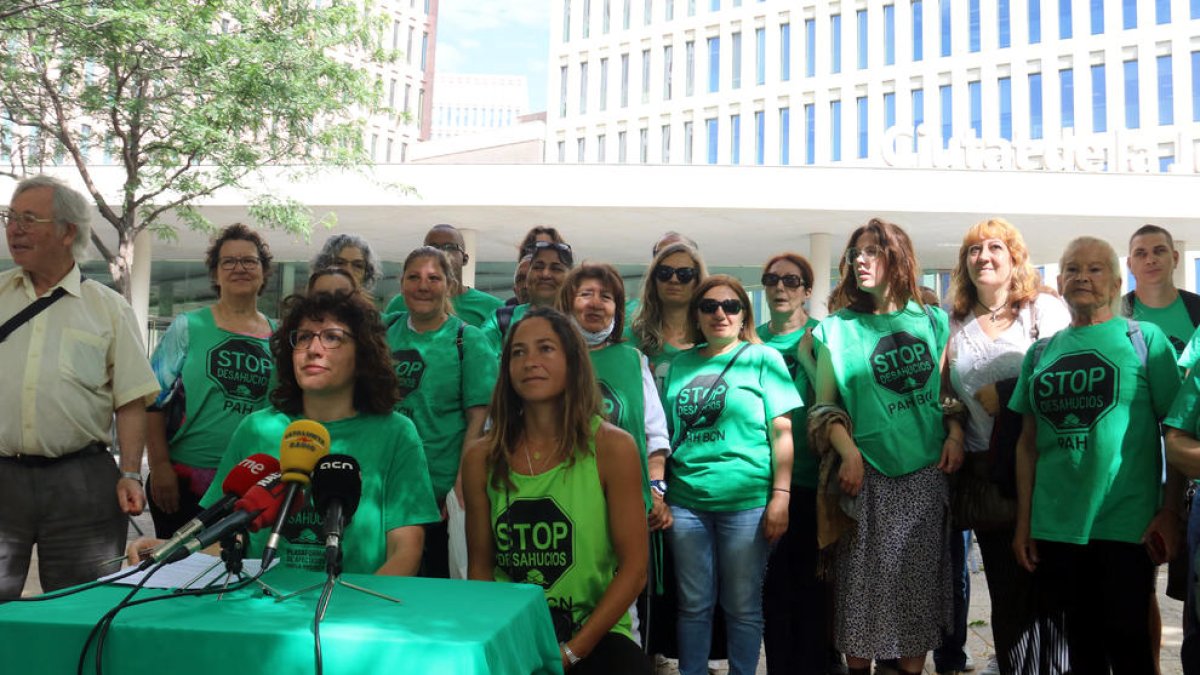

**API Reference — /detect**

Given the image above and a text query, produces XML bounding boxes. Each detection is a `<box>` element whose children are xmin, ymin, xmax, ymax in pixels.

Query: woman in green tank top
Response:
<box><xmin>462</xmin><ymin>307</ymin><xmax>652</xmax><ymax>674</ymax></box>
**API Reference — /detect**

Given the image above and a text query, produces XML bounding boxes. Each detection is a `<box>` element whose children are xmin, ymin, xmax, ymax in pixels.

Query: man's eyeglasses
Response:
<box><xmin>654</xmin><ymin>264</ymin><xmax>698</xmax><ymax>284</ymax></box>
<box><xmin>219</xmin><ymin>257</ymin><xmax>262</xmax><ymax>271</ymax></box>
<box><xmin>697</xmin><ymin>298</ymin><xmax>744</xmax><ymax>315</ymax></box>
<box><xmin>289</xmin><ymin>328</ymin><xmax>354</xmax><ymax>350</ymax></box>
<box><xmin>845</xmin><ymin>245</ymin><xmax>884</xmax><ymax>265</ymax></box>
<box><xmin>761</xmin><ymin>273</ymin><xmax>806</xmax><ymax>289</ymax></box>
<box><xmin>2</xmin><ymin>211</ymin><xmax>55</xmax><ymax>233</ymax></box>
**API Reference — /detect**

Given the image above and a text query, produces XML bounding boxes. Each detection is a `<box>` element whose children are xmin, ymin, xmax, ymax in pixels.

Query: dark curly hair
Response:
<box><xmin>269</xmin><ymin>291</ymin><xmax>399</xmax><ymax>416</ymax></box>
<box><xmin>205</xmin><ymin>223</ymin><xmax>273</xmax><ymax>296</ymax></box>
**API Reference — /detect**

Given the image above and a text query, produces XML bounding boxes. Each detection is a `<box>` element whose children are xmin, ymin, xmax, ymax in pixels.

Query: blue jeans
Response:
<box><xmin>934</xmin><ymin>529</ymin><xmax>970</xmax><ymax>672</ymax></box>
<box><xmin>667</xmin><ymin>504</ymin><xmax>769</xmax><ymax>675</ymax></box>
<box><xmin>1183</xmin><ymin>502</ymin><xmax>1200</xmax><ymax>675</ymax></box>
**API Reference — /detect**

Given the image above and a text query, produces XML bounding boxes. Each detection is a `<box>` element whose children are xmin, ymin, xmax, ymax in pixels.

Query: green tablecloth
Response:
<box><xmin>0</xmin><ymin>567</ymin><xmax>562</xmax><ymax>674</ymax></box>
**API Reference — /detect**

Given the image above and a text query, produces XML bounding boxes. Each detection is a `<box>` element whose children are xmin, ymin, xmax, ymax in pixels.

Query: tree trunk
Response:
<box><xmin>107</xmin><ymin>228</ymin><xmax>135</xmax><ymax>301</ymax></box>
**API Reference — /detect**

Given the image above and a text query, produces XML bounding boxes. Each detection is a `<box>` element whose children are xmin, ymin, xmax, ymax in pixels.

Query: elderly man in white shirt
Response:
<box><xmin>0</xmin><ymin>175</ymin><xmax>159</xmax><ymax>598</ymax></box>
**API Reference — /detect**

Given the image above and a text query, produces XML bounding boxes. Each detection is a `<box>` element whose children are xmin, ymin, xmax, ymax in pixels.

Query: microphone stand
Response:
<box><xmin>179</xmin><ymin>531</ymin><xmax>280</xmax><ymax>598</ymax></box>
<box><xmin>270</xmin><ymin>546</ymin><xmax>402</xmax><ymax>613</ymax></box>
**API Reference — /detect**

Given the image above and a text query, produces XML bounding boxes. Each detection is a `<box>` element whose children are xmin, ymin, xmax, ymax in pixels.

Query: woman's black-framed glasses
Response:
<box><xmin>697</xmin><ymin>298</ymin><xmax>743</xmax><ymax>315</ymax></box>
<box><xmin>761</xmin><ymin>273</ymin><xmax>805</xmax><ymax>289</ymax></box>
<box><xmin>289</xmin><ymin>328</ymin><xmax>354</xmax><ymax>350</ymax></box>
<box><xmin>219</xmin><ymin>256</ymin><xmax>262</xmax><ymax>271</ymax></box>
<box><xmin>654</xmin><ymin>264</ymin><xmax>698</xmax><ymax>284</ymax></box>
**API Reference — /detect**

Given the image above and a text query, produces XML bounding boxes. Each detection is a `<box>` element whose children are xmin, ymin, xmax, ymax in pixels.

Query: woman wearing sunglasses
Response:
<box><xmin>811</xmin><ymin>218</ymin><xmax>961</xmax><ymax>675</ymax></box>
<box><xmin>481</xmin><ymin>239</ymin><xmax>575</xmax><ymax>353</ymax></box>
<box><xmin>630</xmin><ymin>242</ymin><xmax>708</xmax><ymax>393</ymax></box>
<box><xmin>755</xmin><ymin>253</ymin><xmax>833</xmax><ymax>674</ymax></box>
<box><xmin>661</xmin><ymin>275</ymin><xmax>802</xmax><ymax>675</ymax></box>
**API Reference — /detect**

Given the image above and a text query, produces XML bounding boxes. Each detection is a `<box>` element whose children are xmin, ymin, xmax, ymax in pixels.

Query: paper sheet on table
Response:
<box><xmin>101</xmin><ymin>554</ymin><xmax>276</xmax><ymax>590</ymax></box>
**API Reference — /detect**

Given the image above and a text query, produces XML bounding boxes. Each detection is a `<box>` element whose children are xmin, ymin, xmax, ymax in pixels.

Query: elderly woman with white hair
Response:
<box><xmin>310</xmin><ymin>233</ymin><xmax>383</xmax><ymax>295</ymax></box>
<box><xmin>1010</xmin><ymin>235</ymin><xmax>1184</xmax><ymax>672</ymax></box>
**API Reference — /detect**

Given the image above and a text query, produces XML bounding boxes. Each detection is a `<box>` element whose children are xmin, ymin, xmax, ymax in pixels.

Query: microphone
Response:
<box><xmin>310</xmin><ymin>455</ymin><xmax>362</xmax><ymax>572</ymax></box>
<box><xmin>147</xmin><ymin>454</ymin><xmax>280</xmax><ymax>564</ymax></box>
<box><xmin>163</xmin><ymin>472</ymin><xmax>291</xmax><ymax>565</ymax></box>
<box><xmin>261</xmin><ymin>420</ymin><xmax>330</xmax><ymax>568</ymax></box>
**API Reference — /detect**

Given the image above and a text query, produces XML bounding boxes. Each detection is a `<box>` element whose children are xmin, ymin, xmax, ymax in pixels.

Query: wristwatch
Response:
<box><xmin>560</xmin><ymin>642</ymin><xmax>581</xmax><ymax>667</ymax></box>
<box><xmin>650</xmin><ymin>479</ymin><xmax>668</xmax><ymax>497</ymax></box>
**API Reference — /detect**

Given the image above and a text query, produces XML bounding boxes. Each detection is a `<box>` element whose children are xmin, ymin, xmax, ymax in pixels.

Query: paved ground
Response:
<box><xmin>23</xmin><ymin>525</ymin><xmax>1188</xmax><ymax>675</ymax></box>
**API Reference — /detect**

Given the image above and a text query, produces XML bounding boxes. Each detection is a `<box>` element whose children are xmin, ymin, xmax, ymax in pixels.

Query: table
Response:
<box><xmin>0</xmin><ymin>567</ymin><xmax>562</xmax><ymax>674</ymax></box>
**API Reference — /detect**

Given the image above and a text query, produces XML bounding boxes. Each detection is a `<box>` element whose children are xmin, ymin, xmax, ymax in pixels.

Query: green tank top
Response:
<box><xmin>590</xmin><ymin>342</ymin><xmax>652</xmax><ymax>511</ymax></box>
<box><xmin>171</xmin><ymin>307</ymin><xmax>275</xmax><ymax>468</ymax></box>
<box><xmin>487</xmin><ymin>417</ymin><xmax>633</xmax><ymax>642</ymax></box>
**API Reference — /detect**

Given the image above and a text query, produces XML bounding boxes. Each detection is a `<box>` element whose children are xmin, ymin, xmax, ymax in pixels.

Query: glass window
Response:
<box><xmin>857</xmin><ymin>96</ymin><xmax>869</xmax><ymax>158</ymax></box>
<box><xmin>1059</xmin><ymin>0</ymin><xmax>1072</xmax><ymax>39</ymax></box>
<box><xmin>998</xmin><ymin>0</ymin><xmax>1011</xmax><ymax>47</ymax></box>
<box><xmin>1160</xmin><ymin>155</ymin><xmax>1174</xmax><ymax>172</ymax></box>
<box><xmin>1193</xmin><ymin>0</ymin><xmax>1200</xmax><ymax>19</ymax></box>
<box><xmin>1090</xmin><ymin>0</ymin><xmax>1103</xmax><ymax>34</ymax></box>
<box><xmin>780</xmin><ymin>23</ymin><xmax>791</xmax><ymax>81</ymax></box>
<box><xmin>831</xmin><ymin>100</ymin><xmax>842</xmax><ymax>161</ymax></box>
<box><xmin>730</xmin><ymin>114</ymin><xmax>741</xmax><ymax>164</ymax></box>
<box><xmin>1061</xmin><ymin>67</ymin><xmax>1075</xmax><ymax>128</ymax></box>
<box><xmin>1194</xmin><ymin>51</ymin><xmax>1200</xmax><ymax>121</ymax></box>
<box><xmin>912</xmin><ymin>88</ymin><xmax>925</xmax><ymax>152</ymax></box>
<box><xmin>560</xmin><ymin>65</ymin><xmax>569</xmax><ymax>115</ymax></box>
<box><xmin>600</xmin><ymin>57</ymin><xmax>609</xmax><ymax>110</ymax></box>
<box><xmin>618</xmin><ymin>130</ymin><xmax>627</xmax><ymax>162</ymax></box>
<box><xmin>583</xmin><ymin>0</ymin><xmax>591</xmax><ymax>37</ymax></box>
<box><xmin>557</xmin><ymin>140</ymin><xmax>566</xmax><ymax>162</ymax></box>
<box><xmin>754</xmin><ymin>111</ymin><xmax>765</xmax><ymax>164</ymax></box>
<box><xmin>686</xmin><ymin>40</ymin><xmax>695</xmax><ymax>96</ymax></box>
<box><xmin>884</xmin><ymin>91</ymin><xmax>896</xmax><ymax>129</ymax></box>
<box><xmin>913</xmin><ymin>0</ymin><xmax>924</xmax><ymax>61</ymax></box>
<box><xmin>580</xmin><ymin>61</ymin><xmax>589</xmax><ymax>114</ymax></box>
<box><xmin>1029</xmin><ymin>72</ymin><xmax>1044</xmax><ymax>139</ymax></box>
<box><xmin>1124</xmin><ymin>59</ymin><xmax>1139</xmax><ymax>129</ymax></box>
<box><xmin>940</xmin><ymin>0</ymin><xmax>951</xmax><ymax>57</ymax></box>
<box><xmin>624</xmin><ymin>0</ymin><xmax>631</xmax><ymax>28</ymax></box>
<box><xmin>688</xmin><ymin>0</ymin><xmax>696</xmax><ymax>16</ymax></box>
<box><xmin>999</xmin><ymin>76</ymin><xmax>1012</xmax><ymax>140</ymax></box>
<box><xmin>969</xmin><ymin>0</ymin><xmax>981</xmax><ymax>52</ymax></box>
<box><xmin>563</xmin><ymin>0</ymin><xmax>571</xmax><ymax>41</ymax></box>
<box><xmin>732</xmin><ymin>31</ymin><xmax>742</xmax><ymax>89</ymax></box>
<box><xmin>642</xmin><ymin>48</ymin><xmax>651</xmax><ymax>103</ymax></box>
<box><xmin>857</xmin><ymin>10</ymin><xmax>868</xmax><ymax>69</ymax></box>
<box><xmin>756</xmin><ymin>28</ymin><xmax>766</xmax><ymax>85</ymax></box>
<box><xmin>780</xmin><ymin>107</ymin><xmax>791</xmax><ymax>165</ymax></box>
<box><xmin>804</xmin><ymin>103</ymin><xmax>815</xmax><ymax>164</ymax></box>
<box><xmin>1029</xmin><ymin>0</ymin><xmax>1041</xmax><ymax>43</ymax></box>
<box><xmin>1092</xmin><ymin>63</ymin><xmax>1107</xmax><ymax>132</ymax></box>
<box><xmin>662</xmin><ymin>124</ymin><xmax>671</xmax><ymax>162</ymax></box>
<box><xmin>708</xmin><ymin>37</ymin><xmax>720</xmax><ymax>92</ymax></box>
<box><xmin>684</xmin><ymin>121</ymin><xmax>694</xmax><ymax>163</ymax></box>
<box><xmin>884</xmin><ymin>5</ymin><xmax>895</xmax><ymax>65</ymax></box>
<box><xmin>421</xmin><ymin>32</ymin><xmax>429</xmax><ymax>69</ymax></box>
<box><xmin>621</xmin><ymin>53</ymin><xmax>630</xmax><ymax>106</ymax></box>
<box><xmin>639</xmin><ymin>128</ymin><xmax>648</xmax><ymax>163</ymax></box>
<box><xmin>604</xmin><ymin>0</ymin><xmax>611</xmax><ymax>32</ymax></box>
<box><xmin>645</xmin><ymin>0</ymin><xmax>653</xmax><ymax>24</ymax></box>
<box><xmin>969</xmin><ymin>80</ymin><xmax>982</xmax><ymax>137</ymax></box>
<box><xmin>805</xmin><ymin>19</ymin><xmax>816</xmax><ymax>77</ymax></box>
<box><xmin>710</xmin><ymin>0</ymin><xmax>718</xmax><ymax>10</ymax></box>
<box><xmin>940</xmin><ymin>83</ymin><xmax>952</xmax><ymax>148</ymax></box>
<box><xmin>597</xmin><ymin>134</ymin><xmax>606</xmax><ymax>162</ymax></box>
<box><xmin>666</xmin><ymin>0</ymin><xmax>674</xmax><ymax>19</ymax></box>
<box><xmin>831</xmin><ymin>14</ymin><xmax>842</xmax><ymax>73</ymax></box>
<box><xmin>1123</xmin><ymin>0</ymin><xmax>1137</xmax><ymax>28</ymax></box>
<box><xmin>577</xmin><ymin>137</ymin><xmax>586</xmax><ymax>162</ymax></box>
<box><xmin>706</xmin><ymin>117</ymin><xmax>719</xmax><ymax>164</ymax></box>
<box><xmin>1155</xmin><ymin>0</ymin><xmax>1169</xmax><ymax>23</ymax></box>
<box><xmin>1157</xmin><ymin>54</ymin><xmax>1172</xmax><ymax>126</ymax></box>
<box><xmin>664</xmin><ymin>45</ymin><xmax>673</xmax><ymax>100</ymax></box>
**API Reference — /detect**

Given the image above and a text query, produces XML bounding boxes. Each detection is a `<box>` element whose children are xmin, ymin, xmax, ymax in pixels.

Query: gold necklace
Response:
<box><xmin>520</xmin><ymin>439</ymin><xmax>558</xmax><ymax>475</ymax></box>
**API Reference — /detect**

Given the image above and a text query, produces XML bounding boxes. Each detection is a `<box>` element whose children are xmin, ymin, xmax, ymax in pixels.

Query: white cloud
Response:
<box><xmin>436</xmin><ymin>41</ymin><xmax>466</xmax><ymax>71</ymax></box>
<box><xmin>438</xmin><ymin>0</ymin><xmax>550</xmax><ymax>32</ymax></box>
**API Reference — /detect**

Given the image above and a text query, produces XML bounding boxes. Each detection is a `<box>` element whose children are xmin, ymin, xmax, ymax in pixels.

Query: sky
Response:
<box><xmin>435</xmin><ymin>0</ymin><xmax>551</xmax><ymax>111</ymax></box>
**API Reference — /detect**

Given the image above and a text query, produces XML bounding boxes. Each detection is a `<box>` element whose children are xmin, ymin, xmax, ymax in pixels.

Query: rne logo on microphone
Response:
<box><xmin>237</xmin><ymin>459</ymin><xmax>268</xmax><ymax>474</ymax></box>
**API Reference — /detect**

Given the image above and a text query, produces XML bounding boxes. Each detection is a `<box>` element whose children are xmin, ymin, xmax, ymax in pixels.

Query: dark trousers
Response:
<box><xmin>933</xmin><ymin>530</ymin><xmax>971</xmax><ymax>672</ymax></box>
<box><xmin>1036</xmin><ymin>539</ymin><xmax>1155</xmax><ymax>675</ymax></box>
<box><xmin>975</xmin><ymin>527</ymin><xmax>1068</xmax><ymax>675</ymax></box>
<box><xmin>1183</xmin><ymin>504</ymin><xmax>1200</xmax><ymax>675</ymax></box>
<box><xmin>573</xmin><ymin>632</ymin><xmax>653</xmax><ymax>675</ymax></box>
<box><xmin>419</xmin><ymin>518</ymin><xmax>450</xmax><ymax>579</ymax></box>
<box><xmin>147</xmin><ymin>470</ymin><xmax>204</xmax><ymax>539</ymax></box>
<box><xmin>763</xmin><ymin>487</ymin><xmax>832</xmax><ymax>675</ymax></box>
<box><xmin>0</xmin><ymin>449</ymin><xmax>126</xmax><ymax>598</ymax></box>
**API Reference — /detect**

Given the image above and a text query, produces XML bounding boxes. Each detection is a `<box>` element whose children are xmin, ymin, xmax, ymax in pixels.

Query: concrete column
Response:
<box><xmin>461</xmin><ymin>228</ymin><xmax>478</xmax><ymax>288</ymax></box>
<box><xmin>280</xmin><ymin>262</ymin><xmax>296</xmax><ymax>298</ymax></box>
<box><xmin>1177</xmin><ymin>240</ymin><xmax>1189</xmax><ymax>292</ymax></box>
<box><xmin>809</xmin><ymin>232</ymin><xmax>833</xmax><ymax>319</ymax></box>
<box><xmin>131</xmin><ymin>230</ymin><xmax>152</xmax><ymax>345</ymax></box>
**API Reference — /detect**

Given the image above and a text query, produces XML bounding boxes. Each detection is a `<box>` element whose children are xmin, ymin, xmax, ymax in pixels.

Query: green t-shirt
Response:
<box><xmin>158</xmin><ymin>307</ymin><xmax>276</xmax><ymax>468</ymax></box>
<box><xmin>757</xmin><ymin>318</ymin><xmax>821</xmax><ymax>489</ymax></box>
<box><xmin>1009</xmin><ymin>317</ymin><xmax>1180</xmax><ymax>545</ymax></box>
<box><xmin>1131</xmin><ymin>295</ymin><xmax>1194</xmax><ymax>357</ymax></box>
<box><xmin>590</xmin><ymin>342</ymin><xmax>651</xmax><ymax>510</ymax></box>
<box><xmin>1178</xmin><ymin>324</ymin><xmax>1200</xmax><ymax>372</ymax></box>
<box><xmin>200</xmin><ymin>408</ymin><xmax>440</xmax><ymax>574</ymax></box>
<box><xmin>384</xmin><ymin>287</ymin><xmax>504</xmax><ymax>329</ymax></box>
<box><xmin>811</xmin><ymin>301</ymin><xmax>950</xmax><ymax>477</ymax></box>
<box><xmin>488</xmin><ymin>417</ymin><xmax>633</xmax><ymax>642</ymax></box>
<box><xmin>480</xmin><ymin>303</ymin><xmax>531</xmax><ymax>355</ymax></box>
<box><xmin>662</xmin><ymin>342</ymin><xmax>803</xmax><ymax>511</ymax></box>
<box><xmin>386</xmin><ymin>313</ymin><xmax>498</xmax><ymax>500</ymax></box>
<box><xmin>1165</xmin><ymin>366</ymin><xmax>1200</xmax><ymax>438</ymax></box>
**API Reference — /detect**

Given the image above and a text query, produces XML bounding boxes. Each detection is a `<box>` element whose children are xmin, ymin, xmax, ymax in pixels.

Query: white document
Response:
<box><xmin>101</xmin><ymin>554</ymin><xmax>274</xmax><ymax>590</ymax></box>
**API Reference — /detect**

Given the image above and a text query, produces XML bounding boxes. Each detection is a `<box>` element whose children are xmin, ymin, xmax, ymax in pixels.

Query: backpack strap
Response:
<box><xmin>495</xmin><ymin>305</ymin><xmax>516</xmax><ymax>338</ymax></box>
<box><xmin>1125</xmin><ymin>318</ymin><xmax>1148</xmax><ymax>368</ymax></box>
<box><xmin>456</xmin><ymin>322</ymin><xmax>465</xmax><ymax>363</ymax></box>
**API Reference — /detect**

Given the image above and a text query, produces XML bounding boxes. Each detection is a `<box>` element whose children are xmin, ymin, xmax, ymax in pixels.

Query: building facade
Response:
<box><xmin>430</xmin><ymin>73</ymin><xmax>531</xmax><ymax>140</ymax></box>
<box><xmin>548</xmin><ymin>0</ymin><xmax>1200</xmax><ymax>173</ymax></box>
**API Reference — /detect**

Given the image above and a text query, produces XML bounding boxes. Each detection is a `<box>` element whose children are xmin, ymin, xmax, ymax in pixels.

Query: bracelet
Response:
<box><xmin>772</xmin><ymin>487</ymin><xmax>791</xmax><ymax>494</ymax></box>
<box><xmin>560</xmin><ymin>642</ymin><xmax>581</xmax><ymax>666</ymax></box>
<box><xmin>119</xmin><ymin>471</ymin><xmax>143</xmax><ymax>484</ymax></box>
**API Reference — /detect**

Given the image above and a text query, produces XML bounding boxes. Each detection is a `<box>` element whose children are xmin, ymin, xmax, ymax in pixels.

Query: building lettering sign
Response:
<box><xmin>881</xmin><ymin>125</ymin><xmax>1200</xmax><ymax>174</ymax></box>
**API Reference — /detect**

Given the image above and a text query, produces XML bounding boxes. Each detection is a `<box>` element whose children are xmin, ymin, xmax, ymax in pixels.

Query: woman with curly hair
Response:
<box><xmin>463</xmin><ymin>307</ymin><xmax>651</xmax><ymax>674</ymax></box>
<box><xmin>310</xmin><ymin>233</ymin><xmax>383</xmax><ymax>295</ymax></box>
<box><xmin>811</xmin><ymin>218</ymin><xmax>961</xmax><ymax>675</ymax></box>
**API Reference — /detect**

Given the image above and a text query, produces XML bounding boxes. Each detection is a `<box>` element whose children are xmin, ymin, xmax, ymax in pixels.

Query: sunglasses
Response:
<box><xmin>761</xmin><ymin>273</ymin><xmax>805</xmax><ymax>289</ymax></box>
<box><xmin>697</xmin><ymin>298</ymin><xmax>744</xmax><ymax>315</ymax></box>
<box><xmin>523</xmin><ymin>240</ymin><xmax>574</xmax><ymax>265</ymax></box>
<box><xmin>654</xmin><ymin>264</ymin><xmax>698</xmax><ymax>284</ymax></box>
